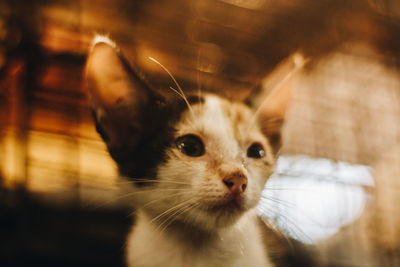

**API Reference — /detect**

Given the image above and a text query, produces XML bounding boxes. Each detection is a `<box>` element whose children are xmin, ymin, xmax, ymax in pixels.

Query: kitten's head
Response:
<box><xmin>85</xmin><ymin>37</ymin><xmax>292</xmax><ymax>232</ymax></box>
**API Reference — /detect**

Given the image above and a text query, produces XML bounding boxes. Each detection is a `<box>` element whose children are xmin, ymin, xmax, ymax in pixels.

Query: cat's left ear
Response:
<box><xmin>84</xmin><ymin>36</ymin><xmax>165</xmax><ymax>160</ymax></box>
<box><xmin>248</xmin><ymin>53</ymin><xmax>306</xmax><ymax>155</ymax></box>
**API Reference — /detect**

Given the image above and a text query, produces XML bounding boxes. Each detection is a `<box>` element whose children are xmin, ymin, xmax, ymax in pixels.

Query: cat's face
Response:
<box><xmin>85</xmin><ymin>36</ymin><xmax>291</xmax><ymax>232</ymax></box>
<box><xmin>140</xmin><ymin>94</ymin><xmax>275</xmax><ymax>231</ymax></box>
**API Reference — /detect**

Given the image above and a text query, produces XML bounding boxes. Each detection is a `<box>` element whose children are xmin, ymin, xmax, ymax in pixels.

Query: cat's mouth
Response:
<box><xmin>205</xmin><ymin>195</ymin><xmax>247</xmax><ymax>214</ymax></box>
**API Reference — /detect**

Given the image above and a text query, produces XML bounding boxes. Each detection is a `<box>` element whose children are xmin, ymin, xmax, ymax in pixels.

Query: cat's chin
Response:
<box><xmin>189</xmin><ymin>201</ymin><xmax>253</xmax><ymax>232</ymax></box>
<box><xmin>204</xmin><ymin>199</ymin><xmax>247</xmax><ymax>216</ymax></box>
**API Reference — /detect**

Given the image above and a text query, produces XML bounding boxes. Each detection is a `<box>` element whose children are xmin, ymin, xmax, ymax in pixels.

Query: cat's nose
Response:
<box><xmin>223</xmin><ymin>172</ymin><xmax>248</xmax><ymax>194</ymax></box>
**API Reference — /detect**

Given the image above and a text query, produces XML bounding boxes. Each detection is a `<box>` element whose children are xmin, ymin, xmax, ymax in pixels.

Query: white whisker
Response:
<box><xmin>95</xmin><ymin>186</ymin><xmax>196</xmax><ymax>210</ymax></box>
<box><xmin>141</xmin><ymin>191</ymin><xmax>193</xmax><ymax>209</ymax></box>
<box><xmin>196</xmin><ymin>50</ymin><xmax>204</xmax><ymax>112</ymax></box>
<box><xmin>149</xmin><ymin>57</ymin><xmax>195</xmax><ymax>119</ymax></box>
<box><xmin>259</xmin><ymin>206</ymin><xmax>312</xmax><ymax>243</ymax></box>
<box><xmin>158</xmin><ymin>202</ymin><xmax>200</xmax><ymax>234</ymax></box>
<box><xmin>149</xmin><ymin>198</ymin><xmax>195</xmax><ymax>226</ymax></box>
<box><xmin>261</xmin><ymin>195</ymin><xmax>296</xmax><ymax>209</ymax></box>
<box><xmin>117</xmin><ymin>178</ymin><xmax>192</xmax><ymax>186</ymax></box>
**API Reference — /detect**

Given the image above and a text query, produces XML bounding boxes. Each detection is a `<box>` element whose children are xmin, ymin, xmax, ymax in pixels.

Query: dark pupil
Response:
<box><xmin>247</xmin><ymin>143</ymin><xmax>265</xmax><ymax>158</ymax></box>
<box><xmin>175</xmin><ymin>135</ymin><xmax>204</xmax><ymax>157</ymax></box>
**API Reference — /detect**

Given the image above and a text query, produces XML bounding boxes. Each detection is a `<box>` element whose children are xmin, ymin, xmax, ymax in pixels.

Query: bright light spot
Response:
<box><xmin>257</xmin><ymin>155</ymin><xmax>374</xmax><ymax>244</ymax></box>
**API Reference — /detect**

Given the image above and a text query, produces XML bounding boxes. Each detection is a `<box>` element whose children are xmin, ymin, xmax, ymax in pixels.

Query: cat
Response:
<box><xmin>84</xmin><ymin>36</ymin><xmax>294</xmax><ymax>267</ymax></box>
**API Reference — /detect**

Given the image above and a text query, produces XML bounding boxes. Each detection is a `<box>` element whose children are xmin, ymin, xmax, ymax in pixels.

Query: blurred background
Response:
<box><xmin>1</xmin><ymin>0</ymin><xmax>400</xmax><ymax>266</ymax></box>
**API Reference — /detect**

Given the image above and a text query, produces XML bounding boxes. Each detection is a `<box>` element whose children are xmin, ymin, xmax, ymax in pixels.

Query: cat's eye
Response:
<box><xmin>175</xmin><ymin>134</ymin><xmax>205</xmax><ymax>157</ymax></box>
<box><xmin>247</xmin><ymin>143</ymin><xmax>265</xmax><ymax>159</ymax></box>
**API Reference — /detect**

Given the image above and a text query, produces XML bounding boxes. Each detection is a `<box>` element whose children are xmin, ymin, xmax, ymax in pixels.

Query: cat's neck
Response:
<box><xmin>137</xmin><ymin>210</ymin><xmax>257</xmax><ymax>249</ymax></box>
<box><xmin>156</xmin><ymin>217</ymin><xmax>220</xmax><ymax>248</ymax></box>
<box><xmin>127</xmin><ymin>209</ymin><xmax>271</xmax><ymax>267</ymax></box>
<box><xmin>135</xmin><ymin>209</ymin><xmax>242</xmax><ymax>247</ymax></box>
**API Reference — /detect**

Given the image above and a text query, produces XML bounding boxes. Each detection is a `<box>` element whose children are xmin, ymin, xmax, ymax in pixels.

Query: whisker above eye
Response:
<box><xmin>148</xmin><ymin>57</ymin><xmax>195</xmax><ymax>120</ymax></box>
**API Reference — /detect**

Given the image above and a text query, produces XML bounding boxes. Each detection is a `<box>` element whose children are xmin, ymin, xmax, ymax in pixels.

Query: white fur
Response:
<box><xmin>90</xmin><ymin>35</ymin><xmax>118</xmax><ymax>51</ymax></box>
<box><xmin>126</xmin><ymin>94</ymin><xmax>275</xmax><ymax>267</ymax></box>
<box><xmin>126</xmin><ymin>210</ymin><xmax>272</xmax><ymax>267</ymax></box>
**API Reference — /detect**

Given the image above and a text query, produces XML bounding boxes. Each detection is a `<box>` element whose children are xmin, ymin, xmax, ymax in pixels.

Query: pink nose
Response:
<box><xmin>223</xmin><ymin>172</ymin><xmax>248</xmax><ymax>194</ymax></box>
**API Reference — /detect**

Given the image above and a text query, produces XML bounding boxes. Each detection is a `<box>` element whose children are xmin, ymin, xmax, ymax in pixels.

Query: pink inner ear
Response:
<box><xmin>84</xmin><ymin>38</ymin><xmax>158</xmax><ymax>149</ymax></box>
<box><xmin>252</xmin><ymin>53</ymin><xmax>304</xmax><ymax>127</ymax></box>
<box><xmin>260</xmin><ymin>117</ymin><xmax>284</xmax><ymax>155</ymax></box>
<box><xmin>253</xmin><ymin>54</ymin><xmax>305</xmax><ymax>154</ymax></box>
<box><xmin>256</xmin><ymin>69</ymin><xmax>292</xmax><ymax>147</ymax></box>
<box><xmin>85</xmin><ymin>42</ymin><xmax>135</xmax><ymax>110</ymax></box>
<box><xmin>257</xmin><ymin>77</ymin><xmax>292</xmax><ymax>122</ymax></box>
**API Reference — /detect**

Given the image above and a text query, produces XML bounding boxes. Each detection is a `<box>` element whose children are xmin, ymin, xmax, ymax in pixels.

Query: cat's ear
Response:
<box><xmin>84</xmin><ymin>36</ymin><xmax>164</xmax><ymax>154</ymax></box>
<box><xmin>249</xmin><ymin>53</ymin><xmax>306</xmax><ymax>155</ymax></box>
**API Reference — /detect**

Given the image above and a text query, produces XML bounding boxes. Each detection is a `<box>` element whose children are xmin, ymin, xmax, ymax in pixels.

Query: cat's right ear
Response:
<box><xmin>247</xmin><ymin>53</ymin><xmax>306</xmax><ymax>155</ymax></box>
<box><xmin>85</xmin><ymin>36</ymin><xmax>164</xmax><ymax>152</ymax></box>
